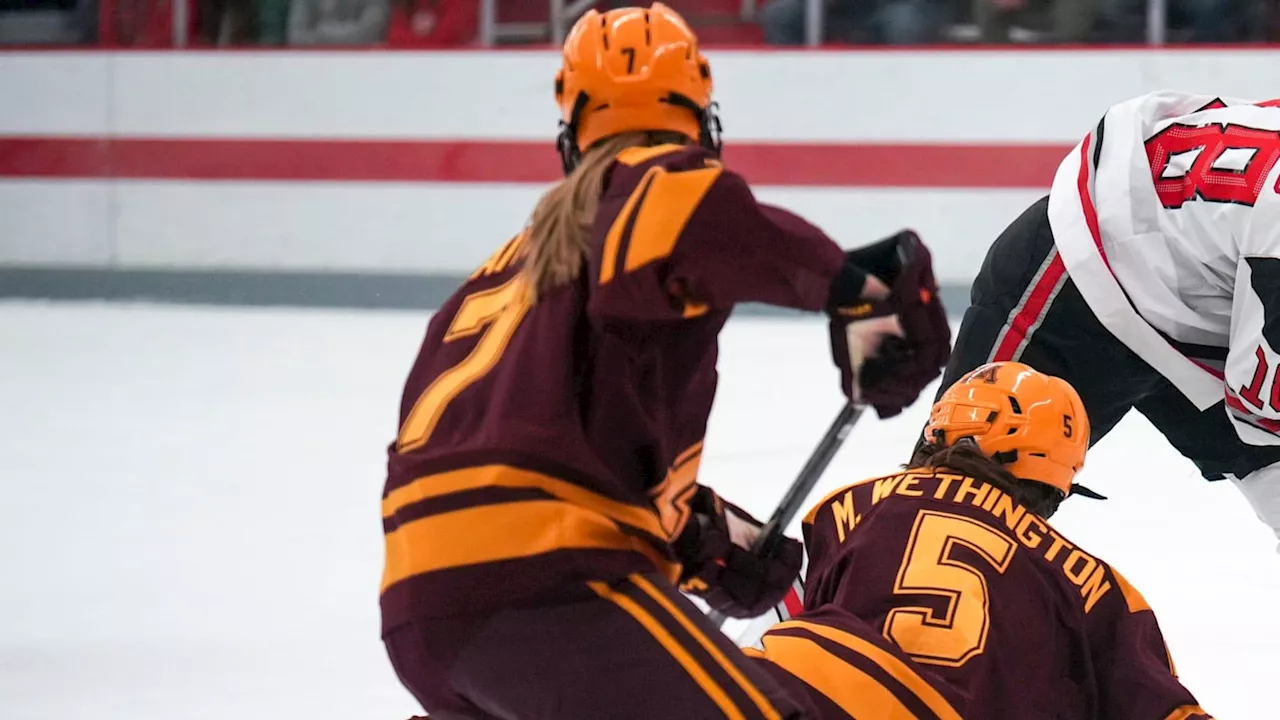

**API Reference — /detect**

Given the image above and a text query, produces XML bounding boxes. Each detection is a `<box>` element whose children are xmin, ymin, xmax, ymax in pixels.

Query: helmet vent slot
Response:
<box><xmin>1030</xmin><ymin>452</ymin><xmax>1047</xmax><ymax>457</ymax></box>
<box><xmin>1007</xmin><ymin>396</ymin><xmax>1023</xmax><ymax>414</ymax></box>
<box><xmin>1006</xmin><ymin>428</ymin><xmax>1017</xmax><ymax>435</ymax></box>
<box><xmin>644</xmin><ymin>11</ymin><xmax>651</xmax><ymax>44</ymax></box>
<box><xmin>600</xmin><ymin>16</ymin><xmax>609</xmax><ymax>49</ymax></box>
<box><xmin>986</xmin><ymin>410</ymin><xmax>999</xmax><ymax>423</ymax></box>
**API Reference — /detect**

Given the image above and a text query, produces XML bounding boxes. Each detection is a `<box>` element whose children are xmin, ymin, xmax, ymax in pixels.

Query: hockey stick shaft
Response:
<box><xmin>708</xmin><ymin>403</ymin><xmax>865</xmax><ymax>628</ymax></box>
<box><xmin>754</xmin><ymin>403</ymin><xmax>864</xmax><ymax>555</ymax></box>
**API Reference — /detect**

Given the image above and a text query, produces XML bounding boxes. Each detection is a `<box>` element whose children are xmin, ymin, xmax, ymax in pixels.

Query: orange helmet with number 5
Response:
<box><xmin>923</xmin><ymin>362</ymin><xmax>1090</xmax><ymax>497</ymax></box>
<box><xmin>554</xmin><ymin>3</ymin><xmax>720</xmax><ymax>173</ymax></box>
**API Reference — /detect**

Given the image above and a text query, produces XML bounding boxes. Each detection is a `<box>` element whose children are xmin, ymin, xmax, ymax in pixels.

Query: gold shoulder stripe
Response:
<box><xmin>1165</xmin><ymin>705</ymin><xmax>1212</xmax><ymax>720</ymax></box>
<box><xmin>1110</xmin><ymin>566</ymin><xmax>1152</xmax><ymax>613</ymax></box>
<box><xmin>803</xmin><ymin>483</ymin><xmax>857</xmax><ymax>525</ymax></box>
<box><xmin>771</xmin><ymin>621</ymin><xmax>962</xmax><ymax>720</ymax></box>
<box><xmin>623</xmin><ymin>167</ymin><xmax>721</xmax><ymax>274</ymax></box>
<box><xmin>802</xmin><ymin>472</ymin><xmax>887</xmax><ymax>525</ymax></box>
<box><xmin>600</xmin><ymin>167</ymin><xmax>660</xmax><ymax>285</ymax></box>
<box><xmin>615</xmin><ymin>144</ymin><xmax>687</xmax><ymax>167</ymax></box>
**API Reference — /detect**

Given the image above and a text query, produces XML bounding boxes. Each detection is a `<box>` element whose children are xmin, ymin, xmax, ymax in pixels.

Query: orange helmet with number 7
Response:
<box><xmin>554</xmin><ymin>3</ymin><xmax>721</xmax><ymax>174</ymax></box>
<box><xmin>923</xmin><ymin>362</ymin><xmax>1090</xmax><ymax>497</ymax></box>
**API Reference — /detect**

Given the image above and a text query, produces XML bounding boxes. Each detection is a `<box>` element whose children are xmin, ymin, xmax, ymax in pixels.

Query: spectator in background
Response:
<box><xmin>287</xmin><ymin>0</ymin><xmax>388</xmax><ymax>44</ymax></box>
<box><xmin>1096</xmin><ymin>0</ymin><xmax>1248</xmax><ymax>41</ymax></box>
<box><xmin>968</xmin><ymin>0</ymin><xmax>1094</xmax><ymax>42</ymax></box>
<box><xmin>0</xmin><ymin>0</ymin><xmax>95</xmax><ymax>43</ymax></box>
<box><xmin>761</xmin><ymin>0</ymin><xmax>939</xmax><ymax>44</ymax></box>
<box><xmin>197</xmin><ymin>0</ymin><xmax>256</xmax><ymax>44</ymax></box>
<box><xmin>385</xmin><ymin>0</ymin><xmax>475</xmax><ymax>46</ymax></box>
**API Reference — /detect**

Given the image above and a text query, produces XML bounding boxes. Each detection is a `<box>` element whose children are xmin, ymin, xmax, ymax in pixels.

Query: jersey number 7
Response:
<box><xmin>397</xmin><ymin>277</ymin><xmax>533</xmax><ymax>453</ymax></box>
<box><xmin>884</xmin><ymin>510</ymin><xmax>1017</xmax><ymax>667</ymax></box>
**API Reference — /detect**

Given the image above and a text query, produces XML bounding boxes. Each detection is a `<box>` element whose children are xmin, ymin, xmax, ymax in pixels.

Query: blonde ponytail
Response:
<box><xmin>522</xmin><ymin>131</ymin><xmax>687</xmax><ymax>300</ymax></box>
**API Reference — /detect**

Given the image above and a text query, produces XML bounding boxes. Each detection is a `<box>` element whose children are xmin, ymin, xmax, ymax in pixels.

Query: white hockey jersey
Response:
<box><xmin>1048</xmin><ymin>91</ymin><xmax>1280</xmax><ymax>447</ymax></box>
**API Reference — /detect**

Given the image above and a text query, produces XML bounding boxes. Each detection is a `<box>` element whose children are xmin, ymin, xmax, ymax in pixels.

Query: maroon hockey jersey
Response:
<box><xmin>781</xmin><ymin>468</ymin><xmax>1211</xmax><ymax>719</ymax></box>
<box><xmin>380</xmin><ymin>145</ymin><xmax>846</xmax><ymax>633</ymax></box>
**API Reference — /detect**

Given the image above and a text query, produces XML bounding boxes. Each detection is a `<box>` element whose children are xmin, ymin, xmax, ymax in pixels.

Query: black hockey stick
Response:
<box><xmin>708</xmin><ymin>402</ymin><xmax>865</xmax><ymax>629</ymax></box>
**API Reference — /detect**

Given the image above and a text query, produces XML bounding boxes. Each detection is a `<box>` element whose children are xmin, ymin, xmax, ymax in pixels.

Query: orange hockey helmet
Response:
<box><xmin>923</xmin><ymin>362</ymin><xmax>1090</xmax><ymax>497</ymax></box>
<box><xmin>554</xmin><ymin>3</ymin><xmax>721</xmax><ymax>173</ymax></box>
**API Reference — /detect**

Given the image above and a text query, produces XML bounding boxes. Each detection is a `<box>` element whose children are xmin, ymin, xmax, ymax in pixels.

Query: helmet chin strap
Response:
<box><xmin>696</xmin><ymin>101</ymin><xmax>724</xmax><ymax>156</ymax></box>
<box><xmin>556</xmin><ymin>120</ymin><xmax>582</xmax><ymax>176</ymax></box>
<box><xmin>557</xmin><ymin>93</ymin><xmax>592</xmax><ymax>175</ymax></box>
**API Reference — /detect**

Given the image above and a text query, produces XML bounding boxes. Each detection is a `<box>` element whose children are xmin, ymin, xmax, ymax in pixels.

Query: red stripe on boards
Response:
<box><xmin>0</xmin><ymin>137</ymin><xmax>1071</xmax><ymax>187</ymax></box>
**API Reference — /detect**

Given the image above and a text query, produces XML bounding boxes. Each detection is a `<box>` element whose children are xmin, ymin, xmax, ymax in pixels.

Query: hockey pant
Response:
<box><xmin>383</xmin><ymin>571</ymin><xmax>809</xmax><ymax>720</ymax></box>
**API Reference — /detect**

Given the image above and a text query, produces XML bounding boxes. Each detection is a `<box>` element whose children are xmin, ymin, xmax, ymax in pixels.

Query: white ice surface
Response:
<box><xmin>1</xmin><ymin>301</ymin><xmax>1277</xmax><ymax>719</ymax></box>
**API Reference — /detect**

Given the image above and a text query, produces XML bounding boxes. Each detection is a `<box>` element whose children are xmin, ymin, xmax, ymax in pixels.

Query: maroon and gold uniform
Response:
<box><xmin>379</xmin><ymin>3</ymin><xmax>955</xmax><ymax>717</ymax></box>
<box><xmin>781</xmin><ymin>468</ymin><xmax>1211</xmax><ymax>719</ymax></box>
<box><xmin>748</xmin><ymin>605</ymin><xmax>967</xmax><ymax>719</ymax></box>
<box><xmin>380</xmin><ymin>143</ymin><xmax>845</xmax><ymax>717</ymax></box>
<box><xmin>381</xmin><ymin>144</ymin><xmax>843</xmax><ymax>626</ymax></box>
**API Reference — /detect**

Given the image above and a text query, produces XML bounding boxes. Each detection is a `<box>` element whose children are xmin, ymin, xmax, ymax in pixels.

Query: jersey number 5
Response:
<box><xmin>397</xmin><ymin>277</ymin><xmax>532</xmax><ymax>453</ymax></box>
<box><xmin>884</xmin><ymin>510</ymin><xmax>1017</xmax><ymax>667</ymax></box>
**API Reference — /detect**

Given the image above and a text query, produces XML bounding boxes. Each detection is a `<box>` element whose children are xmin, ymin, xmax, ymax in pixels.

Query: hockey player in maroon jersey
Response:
<box><xmin>378</xmin><ymin>4</ymin><xmax>951</xmax><ymax>719</ymax></box>
<box><xmin>753</xmin><ymin>362</ymin><xmax>1210</xmax><ymax>719</ymax></box>
<box><xmin>936</xmin><ymin>92</ymin><xmax>1280</xmax><ymax>553</ymax></box>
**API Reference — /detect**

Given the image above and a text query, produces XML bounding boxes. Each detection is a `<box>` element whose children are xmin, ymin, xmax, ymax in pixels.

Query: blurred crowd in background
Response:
<box><xmin>1</xmin><ymin>0</ymin><xmax>1276</xmax><ymax>47</ymax></box>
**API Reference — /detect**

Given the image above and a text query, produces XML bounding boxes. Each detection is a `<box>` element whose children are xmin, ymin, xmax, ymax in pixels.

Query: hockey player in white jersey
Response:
<box><xmin>937</xmin><ymin>91</ymin><xmax>1280</xmax><ymax>551</ymax></box>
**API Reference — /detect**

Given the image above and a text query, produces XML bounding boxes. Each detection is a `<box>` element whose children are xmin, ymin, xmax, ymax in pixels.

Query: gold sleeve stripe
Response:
<box><xmin>615</xmin><ymin>144</ymin><xmax>686</xmax><ymax>167</ymax></box>
<box><xmin>621</xmin><ymin>167</ymin><xmax>721</xmax><ymax>275</ymax></box>
<box><xmin>600</xmin><ymin>167</ymin><xmax>659</xmax><ymax>285</ymax></box>
<box><xmin>382</xmin><ymin>499</ymin><xmax>676</xmax><ymax>592</ymax></box>
<box><xmin>682</xmin><ymin>300</ymin><xmax>710</xmax><ymax>318</ymax></box>
<box><xmin>1165</xmin><ymin>705</ymin><xmax>1213</xmax><ymax>720</ymax></box>
<box><xmin>382</xmin><ymin>464</ymin><xmax>667</xmax><ymax>540</ymax></box>
<box><xmin>630</xmin><ymin>574</ymin><xmax>783</xmax><ymax>720</ymax></box>
<box><xmin>742</xmin><ymin>647</ymin><xmax>766</xmax><ymax>658</ymax></box>
<box><xmin>588</xmin><ymin>580</ymin><xmax>746</xmax><ymax>720</ymax></box>
<box><xmin>772</xmin><ymin>621</ymin><xmax>962</xmax><ymax>720</ymax></box>
<box><xmin>672</xmin><ymin>441</ymin><xmax>705</xmax><ymax>469</ymax></box>
<box><xmin>494</xmin><ymin>231</ymin><xmax>526</xmax><ymax>271</ymax></box>
<box><xmin>757</xmin><ymin>633</ymin><xmax>921</xmax><ymax>720</ymax></box>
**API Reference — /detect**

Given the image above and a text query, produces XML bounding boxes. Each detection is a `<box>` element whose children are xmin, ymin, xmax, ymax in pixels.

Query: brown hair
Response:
<box><xmin>909</xmin><ymin>440</ymin><xmax>1064</xmax><ymax>519</ymax></box>
<box><xmin>521</xmin><ymin>130</ymin><xmax>690</xmax><ymax>300</ymax></box>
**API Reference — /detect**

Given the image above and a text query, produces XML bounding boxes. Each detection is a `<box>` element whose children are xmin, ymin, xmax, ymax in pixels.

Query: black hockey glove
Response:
<box><xmin>673</xmin><ymin>486</ymin><xmax>803</xmax><ymax>619</ymax></box>
<box><xmin>827</xmin><ymin>230</ymin><xmax>952</xmax><ymax>418</ymax></box>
